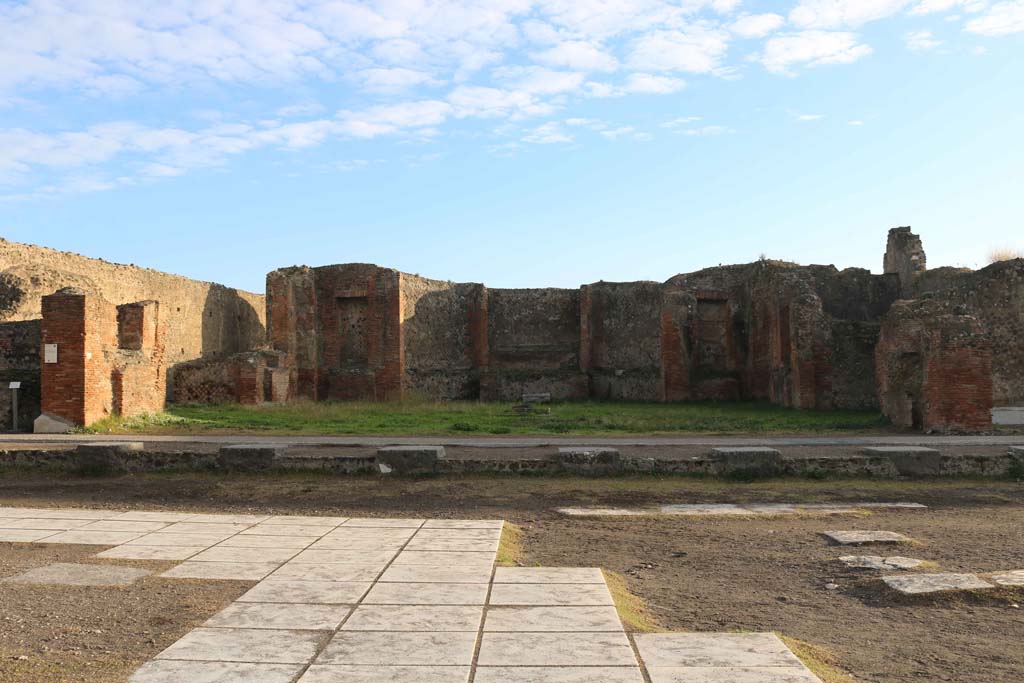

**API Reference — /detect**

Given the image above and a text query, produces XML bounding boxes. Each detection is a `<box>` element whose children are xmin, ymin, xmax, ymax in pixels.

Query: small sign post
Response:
<box><xmin>8</xmin><ymin>382</ymin><xmax>20</xmax><ymax>432</ymax></box>
<box><xmin>44</xmin><ymin>344</ymin><xmax>58</xmax><ymax>364</ymax></box>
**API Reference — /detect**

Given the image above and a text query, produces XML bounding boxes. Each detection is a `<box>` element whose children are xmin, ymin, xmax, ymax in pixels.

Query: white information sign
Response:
<box><xmin>44</xmin><ymin>344</ymin><xmax>58</xmax><ymax>364</ymax></box>
<box><xmin>8</xmin><ymin>382</ymin><xmax>20</xmax><ymax>389</ymax></box>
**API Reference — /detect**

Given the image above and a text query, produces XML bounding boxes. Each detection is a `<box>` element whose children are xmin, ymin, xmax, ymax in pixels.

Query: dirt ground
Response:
<box><xmin>1</xmin><ymin>472</ymin><xmax>1022</xmax><ymax>683</ymax></box>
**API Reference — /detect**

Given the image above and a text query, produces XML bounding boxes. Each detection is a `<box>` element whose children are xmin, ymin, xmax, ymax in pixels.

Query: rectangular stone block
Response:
<box><xmin>340</xmin><ymin>605</ymin><xmax>483</xmax><ymax>632</ymax></box>
<box><xmin>863</xmin><ymin>446</ymin><xmax>942</xmax><ymax>476</ymax></box>
<box><xmin>1</xmin><ymin>562</ymin><xmax>151</xmax><ymax>586</ymax></box>
<box><xmin>635</xmin><ymin>633</ymin><xmax>803</xmax><ymax>668</ymax></box>
<box><xmin>375</xmin><ymin>446</ymin><xmax>446</xmax><ymax>474</ymax></box>
<box><xmin>129</xmin><ymin>660</ymin><xmax>304</xmax><ymax>683</ymax></box>
<box><xmin>477</xmin><ymin>632</ymin><xmax>638</xmax><ymax>667</ymax></box>
<box><xmin>883</xmin><ymin>573</ymin><xmax>994</xmax><ymax>595</ymax></box>
<box><xmin>822</xmin><ymin>530</ymin><xmax>913</xmax><ymax>545</ymax></box>
<box><xmin>316</xmin><ymin>631</ymin><xmax>478</xmax><ymax>665</ymax></box>
<box><xmin>217</xmin><ymin>445</ymin><xmax>282</xmax><ymax>472</ymax></box>
<box><xmin>155</xmin><ymin>627</ymin><xmax>321</xmax><ymax>664</ymax></box>
<box><xmin>555</xmin><ymin>447</ymin><xmax>624</xmax><ymax>475</ymax></box>
<box><xmin>992</xmin><ymin>407</ymin><xmax>1024</xmax><ymax>425</ymax></box>
<box><xmin>710</xmin><ymin>447</ymin><xmax>782</xmax><ymax>476</ymax></box>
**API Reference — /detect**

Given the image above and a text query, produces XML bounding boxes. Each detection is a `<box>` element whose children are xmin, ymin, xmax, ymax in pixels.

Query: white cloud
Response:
<box><xmin>848</xmin><ymin>119</ymin><xmax>865</xmax><ymax>125</ymax></box>
<box><xmin>965</xmin><ymin>2</ymin><xmax>1024</xmax><ymax>35</ymax></box>
<box><xmin>730</xmin><ymin>13</ymin><xmax>786</xmax><ymax>38</ymax></box>
<box><xmin>759</xmin><ymin>31</ymin><xmax>873</xmax><ymax>74</ymax></box>
<box><xmin>678</xmin><ymin>124</ymin><xmax>734</xmax><ymax>135</ymax></box>
<box><xmin>532</xmin><ymin>41</ymin><xmax>618</xmax><ymax>72</ymax></box>
<box><xmin>493</xmin><ymin>66</ymin><xmax>586</xmax><ymax>95</ymax></box>
<box><xmin>600</xmin><ymin>125</ymin><xmax>652</xmax><ymax>141</ymax></box>
<box><xmin>522</xmin><ymin>121</ymin><xmax>572</xmax><ymax>144</ymax></box>
<box><xmin>905</xmin><ymin>29</ymin><xmax>942</xmax><ymax>50</ymax></box>
<box><xmin>663</xmin><ymin>116</ymin><xmax>703</xmax><ymax>127</ymax></box>
<box><xmin>910</xmin><ymin>0</ymin><xmax>989</xmax><ymax>15</ymax></box>
<box><xmin>794</xmin><ymin>113</ymin><xmax>824</xmax><ymax>121</ymax></box>
<box><xmin>358</xmin><ymin>68</ymin><xmax>443</xmax><ymax>93</ymax></box>
<box><xmin>623</xmin><ymin>73</ymin><xmax>687</xmax><ymax>93</ymax></box>
<box><xmin>447</xmin><ymin>86</ymin><xmax>552</xmax><ymax>119</ymax></box>
<box><xmin>789</xmin><ymin>0</ymin><xmax>915</xmax><ymax>28</ymax></box>
<box><xmin>627</xmin><ymin>26</ymin><xmax>731</xmax><ymax>74</ymax></box>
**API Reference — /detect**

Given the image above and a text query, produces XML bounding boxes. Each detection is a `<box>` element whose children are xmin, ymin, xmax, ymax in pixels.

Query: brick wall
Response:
<box><xmin>877</xmin><ymin>302</ymin><xmax>993</xmax><ymax>431</ymax></box>
<box><xmin>173</xmin><ymin>350</ymin><xmax>290</xmax><ymax>405</ymax></box>
<box><xmin>40</xmin><ymin>289</ymin><xmax>168</xmax><ymax>426</ymax></box>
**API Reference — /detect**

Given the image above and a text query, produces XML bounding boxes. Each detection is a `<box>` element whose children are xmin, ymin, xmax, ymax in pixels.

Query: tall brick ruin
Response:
<box><xmin>0</xmin><ymin>238</ymin><xmax>265</xmax><ymax>432</ymax></box>
<box><xmin>3</xmin><ymin>228</ymin><xmax>1022</xmax><ymax>433</ymax></box>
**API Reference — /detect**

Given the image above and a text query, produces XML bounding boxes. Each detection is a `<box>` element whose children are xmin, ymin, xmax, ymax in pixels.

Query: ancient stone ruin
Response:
<box><xmin>1</xmin><ymin>227</ymin><xmax>1021</xmax><ymax>433</ymax></box>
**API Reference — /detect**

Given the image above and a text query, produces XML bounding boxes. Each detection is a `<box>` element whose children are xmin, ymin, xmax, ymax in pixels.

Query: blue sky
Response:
<box><xmin>1</xmin><ymin>1</ymin><xmax>1022</xmax><ymax>293</ymax></box>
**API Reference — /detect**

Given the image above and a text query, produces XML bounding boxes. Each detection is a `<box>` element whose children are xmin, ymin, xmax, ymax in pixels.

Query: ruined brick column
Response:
<box><xmin>883</xmin><ymin>227</ymin><xmax>927</xmax><ymax>298</ymax></box>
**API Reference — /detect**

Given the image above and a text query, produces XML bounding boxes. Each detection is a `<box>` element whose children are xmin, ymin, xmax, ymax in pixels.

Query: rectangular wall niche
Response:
<box><xmin>335</xmin><ymin>296</ymin><xmax>369</xmax><ymax>371</ymax></box>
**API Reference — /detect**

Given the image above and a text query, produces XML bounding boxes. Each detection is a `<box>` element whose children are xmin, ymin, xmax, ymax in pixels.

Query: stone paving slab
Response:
<box><xmin>40</xmin><ymin>530</ymin><xmax>146</xmax><ymax>545</ymax></box>
<box><xmin>0</xmin><ymin>528</ymin><xmax>61</xmax><ymax>542</ymax></box>
<box><xmin>822</xmin><ymin>530</ymin><xmax>913</xmax><ymax>545</ymax></box>
<box><xmin>291</xmin><ymin>549</ymin><xmax>398</xmax><ymax>564</ymax></box>
<box><xmin>473</xmin><ymin>668</ymin><xmax>644</xmax><ymax>683</ymax></box>
<box><xmin>647</xmin><ymin>666</ymin><xmax>823</xmax><ymax>682</ymax></box>
<box><xmin>341</xmin><ymin>518</ymin><xmax>425</xmax><ymax>528</ymax></box>
<box><xmin>161</xmin><ymin>561</ymin><xmax>282</xmax><ymax>581</ymax></box>
<box><xmin>190</xmin><ymin>546</ymin><xmax>300</xmax><ymax>563</ymax></box>
<box><xmin>259</xmin><ymin>515</ymin><xmax>349</xmax><ymax>525</ymax></box>
<box><xmin>155</xmin><ymin>627</ymin><xmax>323</xmax><ymax>663</ymax></box>
<box><xmin>216</xmin><ymin>535</ymin><xmax>320</xmax><ymax>549</ymax></box>
<box><xmin>238</xmin><ymin>524</ymin><xmax>337</xmax><ymax>537</ymax></box>
<box><xmin>114</xmin><ymin>511</ymin><xmax>197</xmax><ymax>523</ymax></box>
<box><xmin>494</xmin><ymin>567</ymin><xmax>605</xmax><ymax>584</ymax></box>
<box><xmin>205</xmin><ymin>602</ymin><xmax>351</xmax><ymax>630</ymax></box>
<box><xmin>883</xmin><ymin>573</ymin><xmax>994</xmax><ymax>595</ymax></box>
<box><xmin>238</xmin><ymin>580</ymin><xmax>371</xmax><ymax>604</ymax></box>
<box><xmin>316</xmin><ymin>631</ymin><xmax>478</xmax><ymax>665</ymax></box>
<box><xmin>990</xmin><ymin>569</ymin><xmax>1024</xmax><ymax>586</ymax></box>
<box><xmin>477</xmin><ymin>632</ymin><xmax>638</xmax><ymax>666</ymax></box>
<box><xmin>362</xmin><ymin>581</ymin><xmax>489</xmax><ymax>605</ymax></box>
<box><xmin>405</xmin><ymin>537</ymin><xmax>499</xmax><ymax>552</ymax></box>
<box><xmin>341</xmin><ymin>605</ymin><xmax>483</xmax><ymax>631</ymax></box>
<box><xmin>2</xmin><ymin>562</ymin><xmax>152</xmax><ymax>586</ymax></box>
<box><xmin>489</xmin><ymin>582</ymin><xmax>615</xmax><ymax>606</ymax></box>
<box><xmin>125</xmin><ymin>532</ymin><xmax>232</xmax><ymax>547</ymax></box>
<box><xmin>635</xmin><ymin>633</ymin><xmax>804</xmax><ymax>668</ymax></box>
<box><xmin>422</xmin><ymin>519</ymin><xmax>505</xmax><ymax>529</ymax></box>
<box><xmin>378</xmin><ymin>565</ymin><xmax>493</xmax><ymax>584</ymax></box>
<box><xmin>838</xmin><ymin>555</ymin><xmax>924</xmax><ymax>570</ymax></box>
<box><xmin>97</xmin><ymin>545</ymin><xmax>206</xmax><ymax>560</ymax></box>
<box><xmin>392</xmin><ymin>550</ymin><xmax>495</xmax><ymax>566</ymax></box>
<box><xmin>268</xmin><ymin>563</ymin><xmax>383</xmax><ymax>582</ymax></box>
<box><xmin>157</xmin><ymin>522</ymin><xmax>253</xmax><ymax>535</ymax></box>
<box><xmin>187</xmin><ymin>514</ymin><xmax>270</xmax><ymax>524</ymax></box>
<box><xmin>299</xmin><ymin>665</ymin><xmax>470</xmax><ymax>682</ymax></box>
<box><xmin>80</xmin><ymin>519</ymin><xmax>170</xmax><ymax>532</ymax></box>
<box><xmin>307</xmin><ymin>538</ymin><xmax>408</xmax><ymax>551</ymax></box>
<box><xmin>484</xmin><ymin>605</ymin><xmax>624</xmax><ymax>632</ymax></box>
<box><xmin>0</xmin><ymin>517</ymin><xmax>95</xmax><ymax>530</ymax></box>
<box><xmin>129</xmin><ymin>660</ymin><xmax>304</xmax><ymax>683</ymax></box>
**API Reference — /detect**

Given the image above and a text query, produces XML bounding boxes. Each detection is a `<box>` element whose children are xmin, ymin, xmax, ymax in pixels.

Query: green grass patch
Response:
<box><xmin>84</xmin><ymin>399</ymin><xmax>889</xmax><ymax>436</ymax></box>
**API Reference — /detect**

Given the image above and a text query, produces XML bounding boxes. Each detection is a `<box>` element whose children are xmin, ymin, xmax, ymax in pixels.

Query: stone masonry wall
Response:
<box><xmin>0</xmin><ymin>238</ymin><xmax>265</xmax><ymax>427</ymax></box>
<box><xmin>0</xmin><ymin>320</ymin><xmax>41</xmax><ymax>431</ymax></box>
<box><xmin>877</xmin><ymin>301</ymin><xmax>993</xmax><ymax>432</ymax></box>
<box><xmin>400</xmin><ymin>275</ymin><xmax>485</xmax><ymax>400</ymax></box>
<box><xmin>40</xmin><ymin>289</ymin><xmax>167</xmax><ymax>426</ymax></box>
<box><xmin>895</xmin><ymin>258</ymin><xmax>1024</xmax><ymax>407</ymax></box>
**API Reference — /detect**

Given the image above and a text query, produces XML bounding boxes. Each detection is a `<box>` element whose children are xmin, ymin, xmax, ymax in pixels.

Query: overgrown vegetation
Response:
<box><xmin>603</xmin><ymin>570</ymin><xmax>664</xmax><ymax>632</ymax></box>
<box><xmin>781</xmin><ymin>636</ymin><xmax>858</xmax><ymax>683</ymax></box>
<box><xmin>988</xmin><ymin>247</ymin><xmax>1024</xmax><ymax>264</ymax></box>
<box><xmin>84</xmin><ymin>399</ymin><xmax>890</xmax><ymax>436</ymax></box>
<box><xmin>496</xmin><ymin>522</ymin><xmax>524</xmax><ymax>566</ymax></box>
